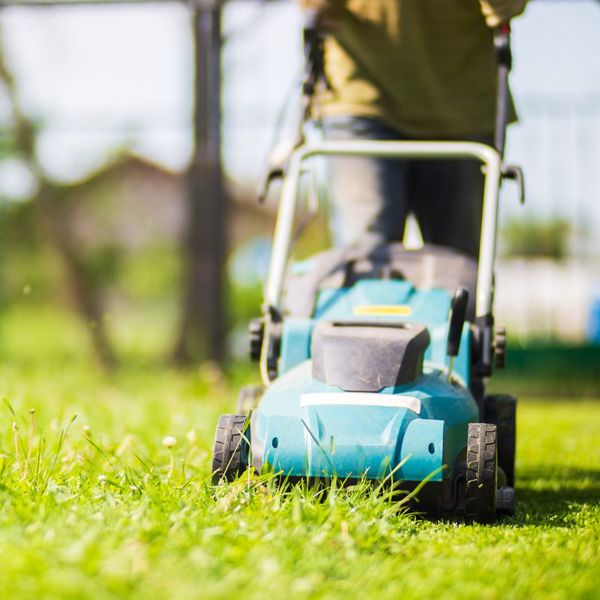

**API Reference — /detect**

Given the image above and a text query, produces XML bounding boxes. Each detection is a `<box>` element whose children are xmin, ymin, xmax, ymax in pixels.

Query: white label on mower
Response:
<box><xmin>300</xmin><ymin>393</ymin><xmax>421</xmax><ymax>414</ymax></box>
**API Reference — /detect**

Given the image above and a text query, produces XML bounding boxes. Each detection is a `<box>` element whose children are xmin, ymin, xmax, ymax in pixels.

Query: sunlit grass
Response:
<box><xmin>0</xmin><ymin>306</ymin><xmax>598</xmax><ymax>599</ymax></box>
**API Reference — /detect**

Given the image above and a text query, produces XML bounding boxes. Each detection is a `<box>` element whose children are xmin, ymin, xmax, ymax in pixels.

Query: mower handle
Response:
<box><xmin>257</xmin><ymin>19</ymin><xmax>520</xmax><ymax>384</ymax></box>
<box><xmin>264</xmin><ymin>140</ymin><xmax>502</xmax><ymax>319</ymax></box>
<box><xmin>259</xmin><ymin>139</ymin><xmax>507</xmax><ymax>385</ymax></box>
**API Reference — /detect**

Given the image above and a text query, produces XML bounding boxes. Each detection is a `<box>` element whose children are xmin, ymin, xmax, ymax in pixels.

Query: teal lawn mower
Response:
<box><xmin>212</xmin><ymin>18</ymin><xmax>525</xmax><ymax>523</ymax></box>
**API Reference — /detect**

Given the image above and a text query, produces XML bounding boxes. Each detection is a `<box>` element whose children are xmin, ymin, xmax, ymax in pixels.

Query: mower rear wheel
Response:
<box><xmin>211</xmin><ymin>414</ymin><xmax>250</xmax><ymax>484</ymax></box>
<box><xmin>465</xmin><ymin>423</ymin><xmax>498</xmax><ymax>524</ymax></box>
<box><xmin>483</xmin><ymin>394</ymin><xmax>516</xmax><ymax>487</ymax></box>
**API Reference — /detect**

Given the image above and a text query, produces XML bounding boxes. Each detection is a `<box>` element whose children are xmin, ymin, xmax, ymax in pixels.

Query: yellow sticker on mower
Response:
<box><xmin>353</xmin><ymin>305</ymin><xmax>412</xmax><ymax>317</ymax></box>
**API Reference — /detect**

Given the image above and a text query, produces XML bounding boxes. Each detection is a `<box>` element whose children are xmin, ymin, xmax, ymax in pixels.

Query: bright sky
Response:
<box><xmin>0</xmin><ymin>0</ymin><xmax>599</xmax><ymax>246</ymax></box>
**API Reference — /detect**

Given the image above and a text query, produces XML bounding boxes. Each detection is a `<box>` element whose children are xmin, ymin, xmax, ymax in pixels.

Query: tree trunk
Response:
<box><xmin>37</xmin><ymin>187</ymin><xmax>117</xmax><ymax>369</ymax></box>
<box><xmin>172</xmin><ymin>2</ymin><xmax>227</xmax><ymax>366</ymax></box>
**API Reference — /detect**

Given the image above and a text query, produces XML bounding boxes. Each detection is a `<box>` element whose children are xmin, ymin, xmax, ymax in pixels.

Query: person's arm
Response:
<box><xmin>479</xmin><ymin>0</ymin><xmax>528</xmax><ymax>27</ymax></box>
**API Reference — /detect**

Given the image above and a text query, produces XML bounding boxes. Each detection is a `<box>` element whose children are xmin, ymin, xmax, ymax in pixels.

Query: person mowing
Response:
<box><xmin>300</xmin><ymin>0</ymin><xmax>528</xmax><ymax>257</ymax></box>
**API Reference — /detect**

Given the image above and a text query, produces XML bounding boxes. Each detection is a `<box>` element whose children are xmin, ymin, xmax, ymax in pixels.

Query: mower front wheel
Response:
<box><xmin>211</xmin><ymin>414</ymin><xmax>250</xmax><ymax>484</ymax></box>
<box><xmin>464</xmin><ymin>423</ymin><xmax>498</xmax><ymax>524</ymax></box>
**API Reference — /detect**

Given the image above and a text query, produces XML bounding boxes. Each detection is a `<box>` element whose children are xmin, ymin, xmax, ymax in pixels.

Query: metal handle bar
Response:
<box><xmin>264</xmin><ymin>140</ymin><xmax>503</xmax><ymax>324</ymax></box>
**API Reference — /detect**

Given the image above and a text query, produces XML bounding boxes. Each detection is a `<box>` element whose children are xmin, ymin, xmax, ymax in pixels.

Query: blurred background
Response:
<box><xmin>0</xmin><ymin>0</ymin><xmax>598</xmax><ymax>393</ymax></box>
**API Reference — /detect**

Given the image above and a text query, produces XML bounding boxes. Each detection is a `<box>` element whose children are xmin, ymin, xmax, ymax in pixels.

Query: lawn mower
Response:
<box><xmin>212</xmin><ymin>16</ymin><xmax>525</xmax><ymax>523</ymax></box>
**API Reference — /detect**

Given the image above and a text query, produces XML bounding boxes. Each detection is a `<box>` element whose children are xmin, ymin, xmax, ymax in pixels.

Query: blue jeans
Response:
<box><xmin>322</xmin><ymin>116</ymin><xmax>490</xmax><ymax>258</ymax></box>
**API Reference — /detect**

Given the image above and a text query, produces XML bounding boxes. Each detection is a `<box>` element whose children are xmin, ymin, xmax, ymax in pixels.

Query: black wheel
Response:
<box><xmin>483</xmin><ymin>394</ymin><xmax>516</xmax><ymax>487</ymax></box>
<box><xmin>237</xmin><ymin>384</ymin><xmax>263</xmax><ymax>415</ymax></box>
<box><xmin>465</xmin><ymin>423</ymin><xmax>498</xmax><ymax>523</ymax></box>
<box><xmin>211</xmin><ymin>414</ymin><xmax>250</xmax><ymax>484</ymax></box>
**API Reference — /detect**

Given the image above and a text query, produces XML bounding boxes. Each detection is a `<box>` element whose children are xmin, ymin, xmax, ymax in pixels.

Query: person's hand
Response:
<box><xmin>299</xmin><ymin>0</ymin><xmax>342</xmax><ymax>31</ymax></box>
<box><xmin>479</xmin><ymin>0</ymin><xmax>527</xmax><ymax>28</ymax></box>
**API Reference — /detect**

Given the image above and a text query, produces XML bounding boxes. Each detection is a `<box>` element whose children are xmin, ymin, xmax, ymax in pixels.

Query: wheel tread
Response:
<box><xmin>464</xmin><ymin>422</ymin><xmax>498</xmax><ymax>523</ymax></box>
<box><xmin>211</xmin><ymin>414</ymin><xmax>250</xmax><ymax>484</ymax></box>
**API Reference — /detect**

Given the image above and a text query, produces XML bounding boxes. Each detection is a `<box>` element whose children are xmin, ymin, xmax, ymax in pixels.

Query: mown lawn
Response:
<box><xmin>0</xmin><ymin>308</ymin><xmax>598</xmax><ymax>599</ymax></box>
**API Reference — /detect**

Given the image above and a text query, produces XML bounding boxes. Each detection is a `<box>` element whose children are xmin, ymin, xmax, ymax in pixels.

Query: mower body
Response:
<box><xmin>213</xmin><ymin>139</ymin><xmax>520</xmax><ymax>521</ymax></box>
<box><xmin>251</xmin><ymin>276</ymin><xmax>477</xmax><ymax>489</ymax></box>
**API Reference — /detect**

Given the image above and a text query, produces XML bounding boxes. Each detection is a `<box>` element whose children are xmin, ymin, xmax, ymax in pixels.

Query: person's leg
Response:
<box><xmin>321</xmin><ymin>116</ymin><xmax>408</xmax><ymax>247</ymax></box>
<box><xmin>409</xmin><ymin>157</ymin><xmax>485</xmax><ymax>259</ymax></box>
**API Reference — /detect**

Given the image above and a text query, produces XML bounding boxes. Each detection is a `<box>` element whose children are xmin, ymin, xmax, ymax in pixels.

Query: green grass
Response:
<box><xmin>0</xmin><ymin>307</ymin><xmax>599</xmax><ymax>599</ymax></box>
<box><xmin>491</xmin><ymin>342</ymin><xmax>600</xmax><ymax>398</ymax></box>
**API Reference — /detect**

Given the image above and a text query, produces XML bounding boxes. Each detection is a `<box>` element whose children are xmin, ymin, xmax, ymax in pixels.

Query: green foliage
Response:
<box><xmin>228</xmin><ymin>281</ymin><xmax>263</xmax><ymax>330</ymax></box>
<box><xmin>84</xmin><ymin>243</ymin><xmax>123</xmax><ymax>290</ymax></box>
<box><xmin>501</xmin><ymin>217</ymin><xmax>571</xmax><ymax>259</ymax></box>
<box><xmin>116</xmin><ymin>245</ymin><xmax>180</xmax><ymax>302</ymax></box>
<box><xmin>0</xmin><ymin>126</ymin><xmax>15</xmax><ymax>160</ymax></box>
<box><xmin>0</xmin><ymin>307</ymin><xmax>598</xmax><ymax>599</ymax></box>
<box><xmin>0</xmin><ymin>201</ymin><xmax>66</xmax><ymax>306</ymax></box>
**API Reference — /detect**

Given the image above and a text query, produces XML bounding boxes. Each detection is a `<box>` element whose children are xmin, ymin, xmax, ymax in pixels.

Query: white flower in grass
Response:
<box><xmin>162</xmin><ymin>436</ymin><xmax>177</xmax><ymax>449</ymax></box>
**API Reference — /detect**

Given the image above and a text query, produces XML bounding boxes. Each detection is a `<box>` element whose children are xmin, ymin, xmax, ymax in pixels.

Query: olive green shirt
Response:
<box><xmin>316</xmin><ymin>0</ymin><xmax>528</xmax><ymax>137</ymax></box>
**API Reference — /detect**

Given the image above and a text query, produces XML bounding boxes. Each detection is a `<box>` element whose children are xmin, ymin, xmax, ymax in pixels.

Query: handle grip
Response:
<box><xmin>302</xmin><ymin>11</ymin><xmax>327</xmax><ymax>97</ymax></box>
<box><xmin>494</xmin><ymin>23</ymin><xmax>512</xmax><ymax>158</ymax></box>
<box><xmin>494</xmin><ymin>23</ymin><xmax>512</xmax><ymax>69</ymax></box>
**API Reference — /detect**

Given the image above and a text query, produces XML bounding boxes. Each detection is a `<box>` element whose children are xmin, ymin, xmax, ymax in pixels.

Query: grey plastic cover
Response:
<box><xmin>311</xmin><ymin>321</ymin><xmax>431</xmax><ymax>392</ymax></box>
<box><xmin>283</xmin><ymin>243</ymin><xmax>478</xmax><ymax>321</ymax></box>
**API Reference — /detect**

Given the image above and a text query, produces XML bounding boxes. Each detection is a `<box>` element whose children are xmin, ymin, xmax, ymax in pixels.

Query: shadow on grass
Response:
<box><xmin>507</xmin><ymin>466</ymin><xmax>600</xmax><ymax>527</ymax></box>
